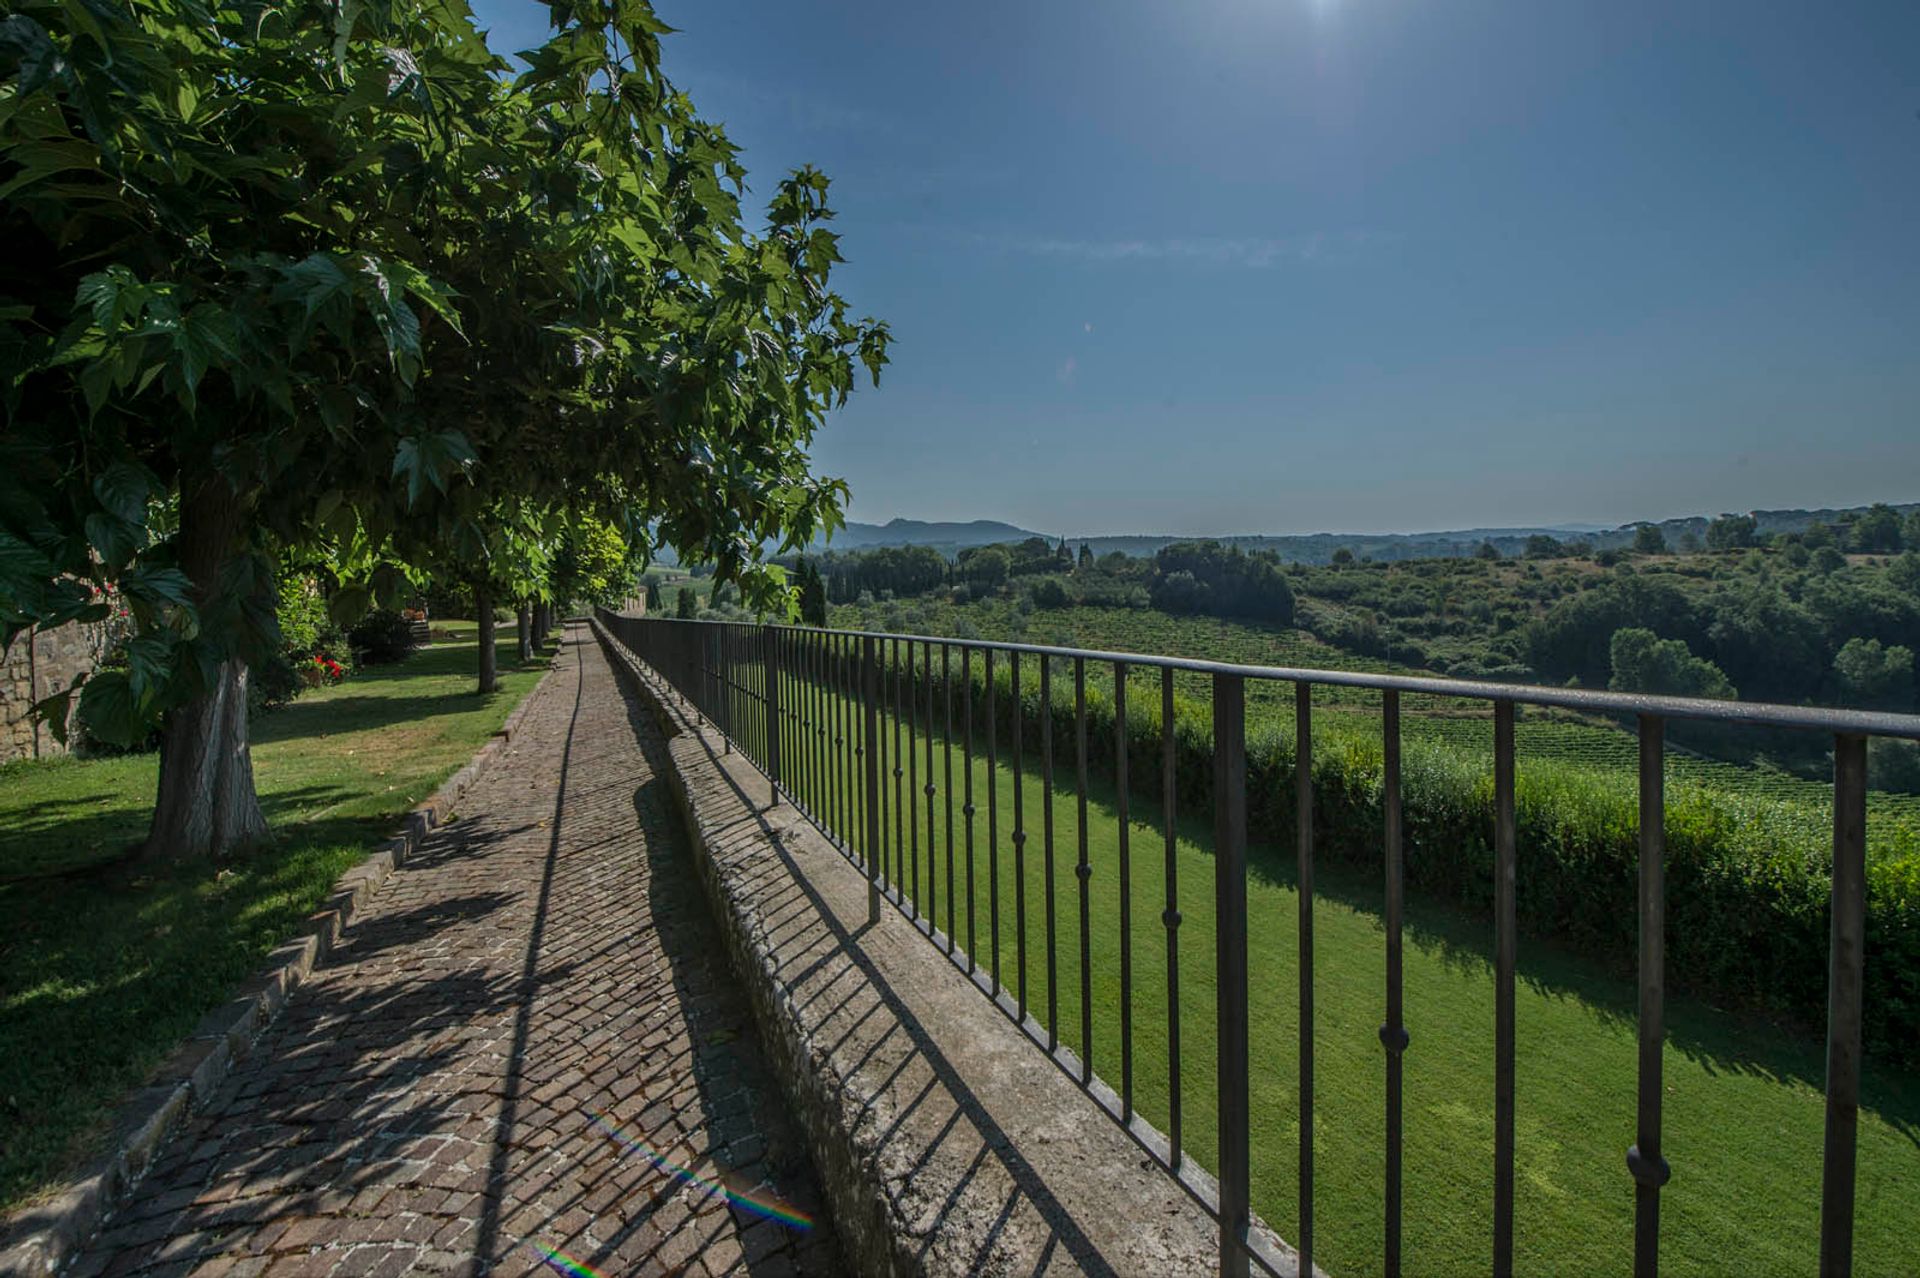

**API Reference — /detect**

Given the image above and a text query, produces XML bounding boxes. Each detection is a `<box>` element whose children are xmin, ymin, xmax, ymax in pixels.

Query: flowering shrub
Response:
<box><xmin>251</xmin><ymin>572</ymin><xmax>355</xmax><ymax>715</ymax></box>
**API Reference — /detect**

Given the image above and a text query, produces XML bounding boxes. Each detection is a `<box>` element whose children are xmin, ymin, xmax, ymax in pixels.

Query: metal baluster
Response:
<box><xmin>1214</xmin><ymin>673</ymin><xmax>1251</xmax><ymax>1278</ymax></box>
<box><xmin>964</xmin><ymin>648</ymin><xmax>978</xmax><ymax>970</ymax></box>
<box><xmin>831</xmin><ymin>635</ymin><xmax>844</xmax><ymax>842</ymax></box>
<box><xmin>756</xmin><ymin>621</ymin><xmax>771</xmax><ymax>802</ymax></box>
<box><xmin>1013</xmin><ymin>648</ymin><xmax>1028</xmax><ymax>1018</ymax></box>
<box><xmin>1162</xmin><ymin>667</ymin><xmax>1183</xmax><ymax>1165</ymax></box>
<box><xmin>827</xmin><ymin>634</ymin><xmax>836</xmax><ymax>829</ymax></box>
<box><xmin>848</xmin><ymin>632</ymin><xmax>860</xmax><ymax>852</ymax></box>
<box><xmin>844</xmin><ymin>633</ymin><xmax>856</xmax><ymax>849</ymax></box>
<box><xmin>811</xmin><ymin>632</ymin><xmax>824</xmax><ymax>820</ymax></box>
<box><xmin>1042</xmin><ymin>658</ymin><xmax>1059</xmax><ymax>1050</ymax></box>
<box><xmin>1381</xmin><ymin>690</ymin><xmax>1408</xmax><ymax>1278</ymax></box>
<box><xmin>945</xmin><ymin>644</ymin><xmax>957</xmax><ymax>953</ymax></box>
<box><xmin>1116</xmin><ymin>662</ymin><xmax>1133</xmax><ymax>1117</ymax></box>
<box><xmin>861</xmin><ymin>635</ymin><xmax>882</xmax><ymax>924</ymax></box>
<box><xmin>796</xmin><ymin>633</ymin><xmax>808</xmax><ymax>815</ymax></box>
<box><xmin>893</xmin><ymin>638</ymin><xmax>905</xmax><ymax>894</ymax></box>
<box><xmin>820</xmin><ymin>632</ymin><xmax>831</xmax><ymax>826</ymax></box>
<box><xmin>1493</xmin><ymin>700</ymin><xmax>1517</xmax><ymax>1278</ymax></box>
<box><xmin>988</xmin><ymin>650</ymin><xmax>1001</xmax><ymax>995</ymax></box>
<box><xmin>908</xmin><ymin>638</ymin><xmax>921</xmax><ymax>915</ymax></box>
<box><xmin>926</xmin><ymin>641</ymin><xmax>938</xmax><ymax>931</ymax></box>
<box><xmin>1297</xmin><ymin>681</ymin><xmax>1315</xmax><ymax>1275</ymax></box>
<box><xmin>1076</xmin><ymin>657</ymin><xmax>1093</xmax><ymax>1082</ymax></box>
<box><xmin>1820</xmin><ymin>734</ymin><xmax>1867</xmax><ymax>1278</ymax></box>
<box><xmin>1629</xmin><ymin>715</ymin><xmax>1670</xmax><ymax>1278</ymax></box>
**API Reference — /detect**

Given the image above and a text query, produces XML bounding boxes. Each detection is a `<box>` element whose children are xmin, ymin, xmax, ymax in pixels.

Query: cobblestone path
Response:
<box><xmin>69</xmin><ymin>624</ymin><xmax>837</xmax><ymax>1277</ymax></box>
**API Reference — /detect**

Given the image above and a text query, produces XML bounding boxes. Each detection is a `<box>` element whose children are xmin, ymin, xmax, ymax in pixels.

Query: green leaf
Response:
<box><xmin>391</xmin><ymin>429</ymin><xmax>473</xmax><ymax>507</ymax></box>
<box><xmin>79</xmin><ymin>356</ymin><xmax>115</xmax><ymax>420</ymax></box>
<box><xmin>0</xmin><ymin>526</ymin><xmax>55</xmax><ymax>599</ymax></box>
<box><xmin>120</xmin><ymin>565</ymin><xmax>194</xmax><ymax>608</ymax></box>
<box><xmin>276</xmin><ymin>254</ymin><xmax>354</xmax><ymax>334</ymax></box>
<box><xmin>175</xmin><ymin>304</ymin><xmax>236</xmax><ymax>395</ymax></box>
<box><xmin>75</xmin><ymin>266</ymin><xmax>138</xmax><ymax>333</ymax></box>
<box><xmin>123</xmin><ymin>636</ymin><xmax>174</xmax><ymax>709</ymax></box>
<box><xmin>75</xmin><ymin>669</ymin><xmax>139</xmax><ymax>747</ymax></box>
<box><xmin>83</xmin><ymin>510</ymin><xmax>139</xmax><ymax>568</ymax></box>
<box><xmin>91</xmin><ymin>461</ymin><xmax>153</xmax><ymax>523</ymax></box>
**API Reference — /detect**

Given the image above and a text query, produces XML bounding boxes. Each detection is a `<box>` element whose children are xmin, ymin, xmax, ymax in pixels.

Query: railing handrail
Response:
<box><xmin>646</xmin><ymin>615</ymin><xmax>1920</xmax><ymax>740</ymax></box>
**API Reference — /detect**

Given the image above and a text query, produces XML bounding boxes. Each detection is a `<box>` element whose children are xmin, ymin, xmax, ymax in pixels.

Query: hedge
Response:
<box><xmin>843</xmin><ymin>648</ymin><xmax>1919</xmax><ymax>1066</ymax></box>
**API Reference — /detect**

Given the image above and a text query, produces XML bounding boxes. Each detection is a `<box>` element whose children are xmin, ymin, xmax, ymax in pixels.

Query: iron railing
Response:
<box><xmin>595</xmin><ymin>610</ymin><xmax>1920</xmax><ymax>1278</ymax></box>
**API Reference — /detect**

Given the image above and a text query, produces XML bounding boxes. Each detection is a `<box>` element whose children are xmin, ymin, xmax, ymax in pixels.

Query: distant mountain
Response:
<box><xmin>803</xmin><ymin>517</ymin><xmax>1046</xmax><ymax>555</ymax></box>
<box><xmin>782</xmin><ymin>503</ymin><xmax>1916</xmax><ymax>566</ymax></box>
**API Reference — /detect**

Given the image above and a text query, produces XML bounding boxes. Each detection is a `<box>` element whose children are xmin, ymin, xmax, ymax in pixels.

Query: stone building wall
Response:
<box><xmin>0</xmin><ymin>619</ymin><xmax>116</xmax><ymax>764</ymax></box>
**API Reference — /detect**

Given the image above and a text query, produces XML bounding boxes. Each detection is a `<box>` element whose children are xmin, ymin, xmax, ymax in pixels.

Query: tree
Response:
<box><xmin>1632</xmin><ymin>524</ymin><xmax>1668</xmax><ymax>555</ymax></box>
<box><xmin>1029</xmin><ymin>576</ymin><xmax>1072</xmax><ymax>609</ymax></box>
<box><xmin>1078</xmin><ymin>543</ymin><xmax>1095</xmax><ymax>573</ymax></box>
<box><xmin>1892</xmin><ymin>552</ymin><xmax>1920</xmax><ymax>595</ymax></box>
<box><xmin>1147</xmin><ymin>541</ymin><xmax>1294</xmax><ymax>624</ymax></box>
<box><xmin>1704</xmin><ymin>584</ymin><xmax>1825</xmax><ymax>703</ymax></box>
<box><xmin>1331</xmin><ymin>547</ymin><xmax>1356</xmax><ymax>566</ymax></box>
<box><xmin>1</xmin><ymin>1</ymin><xmax>887</xmax><ymax>858</ymax></box>
<box><xmin>1522</xmin><ymin>572</ymin><xmax>1704</xmax><ymax>687</ymax></box>
<box><xmin>1811</xmin><ymin>546</ymin><xmax>1847</xmax><ymax>576</ymax></box>
<box><xmin>1475</xmin><ymin>540</ymin><xmax>1501</xmax><ymax>561</ymax></box>
<box><xmin>548</xmin><ymin>515</ymin><xmax>639</xmax><ymax>613</ymax></box>
<box><xmin>645</xmin><ymin>579</ymin><xmax>664</xmax><ymax>614</ymax></box>
<box><xmin>1609</xmin><ymin>628</ymin><xmax>1736</xmax><ymax>701</ymax></box>
<box><xmin>797</xmin><ymin>558</ymin><xmax>828</xmax><ymax>625</ymax></box>
<box><xmin>960</xmin><ymin>546</ymin><xmax>1012</xmax><ymax>592</ymax></box>
<box><xmin>676</xmin><ymin>586</ymin><xmax>698</xmax><ymax>619</ymax></box>
<box><xmin>1852</xmin><ymin>503</ymin><xmax>1904</xmax><ymax>554</ymax></box>
<box><xmin>1706</xmin><ymin>514</ymin><xmax>1757</xmax><ymax>551</ymax></box>
<box><xmin>1832</xmin><ymin>638</ymin><xmax>1915</xmax><ymax>712</ymax></box>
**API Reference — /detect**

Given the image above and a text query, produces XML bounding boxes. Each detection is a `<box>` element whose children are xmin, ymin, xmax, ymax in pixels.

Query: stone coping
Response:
<box><xmin>0</xmin><ymin>653</ymin><xmax>558</xmax><ymax>1278</ymax></box>
<box><xmin>593</xmin><ymin>620</ymin><xmax>1308</xmax><ymax>1278</ymax></box>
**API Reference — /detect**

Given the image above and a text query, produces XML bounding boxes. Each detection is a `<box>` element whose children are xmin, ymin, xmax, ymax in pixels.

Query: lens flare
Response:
<box><xmin>584</xmin><ymin>1110</ymin><xmax>814</xmax><ymax>1229</ymax></box>
<box><xmin>532</xmin><ymin>1244</ymin><xmax>605</xmax><ymax>1278</ymax></box>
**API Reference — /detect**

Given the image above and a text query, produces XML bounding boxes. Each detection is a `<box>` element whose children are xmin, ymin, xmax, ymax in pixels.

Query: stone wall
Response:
<box><xmin>593</xmin><ymin>619</ymin><xmax>1311</xmax><ymax>1278</ymax></box>
<box><xmin>0</xmin><ymin>619</ymin><xmax>116</xmax><ymax>764</ymax></box>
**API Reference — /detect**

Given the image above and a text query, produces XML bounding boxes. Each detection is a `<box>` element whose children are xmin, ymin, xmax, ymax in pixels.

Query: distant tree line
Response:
<box><xmin>800</xmin><ymin>513</ymin><xmax>1919</xmax><ymax>723</ymax></box>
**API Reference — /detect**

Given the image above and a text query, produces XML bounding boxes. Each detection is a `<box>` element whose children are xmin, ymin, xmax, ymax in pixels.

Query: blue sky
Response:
<box><xmin>470</xmin><ymin>1</ymin><xmax>1920</xmax><ymax>536</ymax></box>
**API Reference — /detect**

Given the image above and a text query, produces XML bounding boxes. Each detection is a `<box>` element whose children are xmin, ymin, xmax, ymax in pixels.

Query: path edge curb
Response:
<box><xmin>0</xmin><ymin>640</ymin><xmax>564</xmax><ymax>1278</ymax></box>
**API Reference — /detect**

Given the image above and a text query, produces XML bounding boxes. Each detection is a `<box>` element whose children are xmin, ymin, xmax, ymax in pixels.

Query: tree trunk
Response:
<box><xmin>146</xmin><ymin>659</ymin><xmax>268</xmax><ymax>859</ymax></box>
<box><xmin>516</xmin><ymin>603</ymin><xmax>532</xmax><ymax>663</ymax></box>
<box><xmin>144</xmin><ymin>476</ymin><xmax>269</xmax><ymax>860</ymax></box>
<box><xmin>537</xmin><ymin>601</ymin><xmax>552</xmax><ymax>645</ymax></box>
<box><xmin>475</xmin><ymin>585</ymin><xmax>498</xmax><ymax>693</ymax></box>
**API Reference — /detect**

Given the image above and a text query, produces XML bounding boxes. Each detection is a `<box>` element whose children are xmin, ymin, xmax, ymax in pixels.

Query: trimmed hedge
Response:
<box><xmin>932</xmin><ymin>655</ymin><xmax>1918</xmax><ymax>1065</ymax></box>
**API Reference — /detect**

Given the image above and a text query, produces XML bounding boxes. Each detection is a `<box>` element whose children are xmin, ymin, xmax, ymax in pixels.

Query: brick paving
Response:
<box><xmin>69</xmin><ymin>625</ymin><xmax>837</xmax><ymax>1277</ymax></box>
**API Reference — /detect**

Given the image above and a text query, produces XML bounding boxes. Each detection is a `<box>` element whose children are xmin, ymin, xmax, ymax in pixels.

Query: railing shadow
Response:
<box><xmin>464</xmin><ymin>625</ymin><xmax>836</xmax><ymax>1276</ymax></box>
<box><xmin>648</xmin><ymin>674</ymin><xmax>1133</xmax><ymax>1277</ymax></box>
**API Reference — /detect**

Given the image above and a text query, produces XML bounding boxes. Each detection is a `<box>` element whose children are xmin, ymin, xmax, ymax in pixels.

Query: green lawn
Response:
<box><xmin>769</xmin><ymin>667</ymin><xmax>1920</xmax><ymax>1278</ymax></box>
<box><xmin>0</xmin><ymin>627</ymin><xmax>549</xmax><ymax>1211</ymax></box>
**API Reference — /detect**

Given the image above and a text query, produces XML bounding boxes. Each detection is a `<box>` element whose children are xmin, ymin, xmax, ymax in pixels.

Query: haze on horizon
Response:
<box><xmin>472</xmin><ymin>0</ymin><xmax>1920</xmax><ymax>537</ymax></box>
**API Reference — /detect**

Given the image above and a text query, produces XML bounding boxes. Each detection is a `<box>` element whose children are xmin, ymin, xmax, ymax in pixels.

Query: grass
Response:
<box><xmin>0</xmin><ymin>625</ymin><xmax>550</xmax><ymax>1212</ymax></box>
<box><xmin>765</xmin><ymin>664</ymin><xmax>1920</xmax><ymax>1278</ymax></box>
